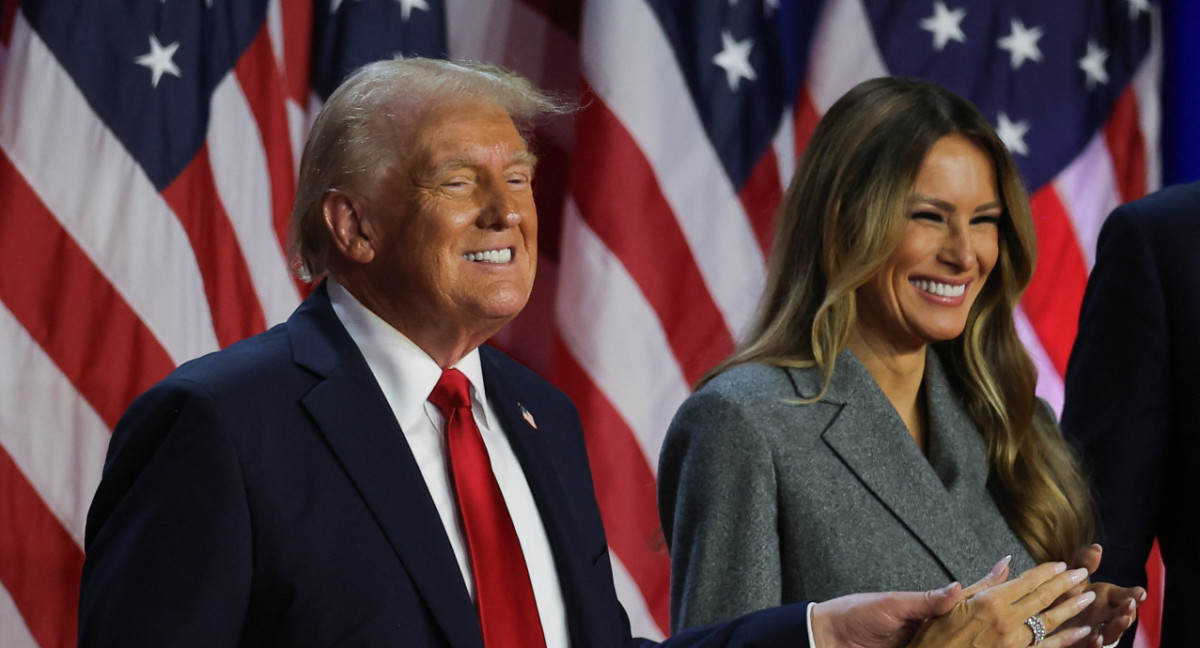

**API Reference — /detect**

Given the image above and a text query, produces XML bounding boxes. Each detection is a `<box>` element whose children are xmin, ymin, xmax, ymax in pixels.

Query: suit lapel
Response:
<box><xmin>289</xmin><ymin>286</ymin><xmax>483</xmax><ymax>648</ymax></box>
<box><xmin>808</xmin><ymin>350</ymin><xmax>993</xmax><ymax>584</ymax></box>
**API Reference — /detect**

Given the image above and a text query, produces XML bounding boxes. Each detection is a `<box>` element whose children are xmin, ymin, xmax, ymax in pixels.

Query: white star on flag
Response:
<box><xmin>997</xmin><ymin>18</ymin><xmax>1044</xmax><ymax>70</ymax></box>
<box><xmin>134</xmin><ymin>34</ymin><xmax>182</xmax><ymax>88</ymax></box>
<box><xmin>396</xmin><ymin>0</ymin><xmax>430</xmax><ymax>21</ymax></box>
<box><xmin>1078</xmin><ymin>40</ymin><xmax>1110</xmax><ymax>89</ymax></box>
<box><xmin>920</xmin><ymin>1</ymin><xmax>967</xmax><ymax>52</ymax></box>
<box><xmin>996</xmin><ymin>112</ymin><xmax>1031</xmax><ymax>156</ymax></box>
<box><xmin>712</xmin><ymin>30</ymin><xmax>757</xmax><ymax>91</ymax></box>
<box><xmin>1126</xmin><ymin>0</ymin><xmax>1151</xmax><ymax>19</ymax></box>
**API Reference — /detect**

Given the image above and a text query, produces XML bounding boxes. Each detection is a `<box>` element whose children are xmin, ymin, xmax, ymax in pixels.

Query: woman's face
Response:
<box><xmin>855</xmin><ymin>134</ymin><xmax>1002</xmax><ymax>352</ymax></box>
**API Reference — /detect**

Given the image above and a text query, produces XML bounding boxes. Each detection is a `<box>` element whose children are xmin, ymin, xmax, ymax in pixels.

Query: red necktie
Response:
<box><xmin>428</xmin><ymin>369</ymin><xmax>547</xmax><ymax>648</ymax></box>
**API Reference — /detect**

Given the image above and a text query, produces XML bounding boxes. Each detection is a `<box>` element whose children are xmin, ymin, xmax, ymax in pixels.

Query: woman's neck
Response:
<box><xmin>847</xmin><ymin>333</ymin><xmax>929</xmax><ymax>453</ymax></box>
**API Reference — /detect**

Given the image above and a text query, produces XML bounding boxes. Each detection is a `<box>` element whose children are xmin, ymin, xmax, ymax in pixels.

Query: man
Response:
<box><xmin>1062</xmin><ymin>181</ymin><xmax>1200</xmax><ymax>648</ymax></box>
<box><xmin>78</xmin><ymin>58</ymin><xmax>1098</xmax><ymax>647</ymax></box>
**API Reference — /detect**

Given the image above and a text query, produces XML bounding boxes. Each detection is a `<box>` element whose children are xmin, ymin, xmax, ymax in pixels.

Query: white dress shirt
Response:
<box><xmin>328</xmin><ymin>280</ymin><xmax>569</xmax><ymax>648</ymax></box>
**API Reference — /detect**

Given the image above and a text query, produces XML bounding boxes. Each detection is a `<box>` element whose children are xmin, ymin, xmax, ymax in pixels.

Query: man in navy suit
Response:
<box><xmin>78</xmin><ymin>58</ymin><xmax>1101</xmax><ymax>648</ymax></box>
<box><xmin>1062</xmin><ymin>181</ymin><xmax>1200</xmax><ymax>648</ymax></box>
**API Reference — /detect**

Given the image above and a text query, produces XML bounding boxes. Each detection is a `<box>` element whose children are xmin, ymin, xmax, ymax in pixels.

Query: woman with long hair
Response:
<box><xmin>658</xmin><ymin>77</ymin><xmax>1140</xmax><ymax>647</ymax></box>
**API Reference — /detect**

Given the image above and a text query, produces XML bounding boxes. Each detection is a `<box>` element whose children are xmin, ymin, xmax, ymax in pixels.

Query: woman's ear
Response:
<box><xmin>323</xmin><ymin>191</ymin><xmax>376</xmax><ymax>265</ymax></box>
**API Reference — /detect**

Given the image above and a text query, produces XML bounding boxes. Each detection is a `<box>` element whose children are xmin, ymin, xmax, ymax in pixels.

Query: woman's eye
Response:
<box><xmin>912</xmin><ymin>211</ymin><xmax>942</xmax><ymax>222</ymax></box>
<box><xmin>972</xmin><ymin>214</ymin><xmax>1002</xmax><ymax>226</ymax></box>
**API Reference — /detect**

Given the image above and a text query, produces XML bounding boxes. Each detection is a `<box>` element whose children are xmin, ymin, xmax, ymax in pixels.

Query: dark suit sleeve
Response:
<box><xmin>630</xmin><ymin>602</ymin><xmax>812</xmax><ymax>648</ymax></box>
<box><xmin>79</xmin><ymin>380</ymin><xmax>253</xmax><ymax>647</ymax></box>
<box><xmin>1060</xmin><ymin>205</ymin><xmax>1168</xmax><ymax>591</ymax></box>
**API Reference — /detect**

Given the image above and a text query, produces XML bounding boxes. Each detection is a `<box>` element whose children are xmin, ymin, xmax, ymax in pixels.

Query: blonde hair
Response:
<box><xmin>288</xmin><ymin>57</ymin><xmax>567</xmax><ymax>280</ymax></box>
<box><xmin>705</xmin><ymin>77</ymin><xmax>1093</xmax><ymax>563</ymax></box>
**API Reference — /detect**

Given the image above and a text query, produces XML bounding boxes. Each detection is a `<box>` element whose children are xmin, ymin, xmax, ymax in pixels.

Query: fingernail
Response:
<box><xmin>1078</xmin><ymin>591</ymin><xmax>1097</xmax><ymax>607</ymax></box>
<box><xmin>1069</xmin><ymin>567</ymin><xmax>1089</xmax><ymax>583</ymax></box>
<box><xmin>1067</xmin><ymin>626</ymin><xmax>1092</xmax><ymax>640</ymax></box>
<box><xmin>1127</xmin><ymin>599</ymin><xmax>1137</xmax><ymax>612</ymax></box>
<box><xmin>1139</xmin><ymin>590</ymin><xmax>1147</xmax><ymax>602</ymax></box>
<box><xmin>1053</xmin><ymin>561</ymin><xmax>1068</xmax><ymax>574</ymax></box>
<box><xmin>989</xmin><ymin>555</ymin><xmax>1012</xmax><ymax>576</ymax></box>
<box><xmin>938</xmin><ymin>581</ymin><xmax>960</xmax><ymax>596</ymax></box>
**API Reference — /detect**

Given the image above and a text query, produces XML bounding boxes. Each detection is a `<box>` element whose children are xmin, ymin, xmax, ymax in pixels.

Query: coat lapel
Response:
<box><xmin>289</xmin><ymin>286</ymin><xmax>483</xmax><ymax>648</ymax></box>
<box><xmin>806</xmin><ymin>350</ymin><xmax>995</xmax><ymax>585</ymax></box>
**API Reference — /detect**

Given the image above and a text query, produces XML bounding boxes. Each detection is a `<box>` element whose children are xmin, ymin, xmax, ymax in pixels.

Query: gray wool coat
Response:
<box><xmin>657</xmin><ymin>348</ymin><xmax>1037</xmax><ymax>633</ymax></box>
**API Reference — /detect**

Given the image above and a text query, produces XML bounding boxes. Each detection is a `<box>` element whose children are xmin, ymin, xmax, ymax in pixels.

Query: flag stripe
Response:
<box><xmin>0</xmin><ymin>296</ymin><xmax>109</xmax><ymax>547</ymax></box>
<box><xmin>208</xmin><ymin>72</ymin><xmax>300</xmax><ymax>326</ymax></box>
<box><xmin>233</xmin><ymin>25</ymin><xmax>298</xmax><ymax>257</ymax></box>
<box><xmin>0</xmin><ymin>14</ymin><xmax>219</xmax><ymax>363</ymax></box>
<box><xmin>0</xmin><ymin>582</ymin><xmax>39</xmax><ymax>648</ymax></box>
<box><xmin>1052</xmin><ymin>133</ymin><xmax>1121</xmax><ymax>270</ymax></box>
<box><xmin>551</xmin><ymin>335</ymin><xmax>671</xmax><ymax>632</ymax></box>
<box><xmin>0</xmin><ymin>152</ymin><xmax>175</xmax><ymax>429</ymax></box>
<box><xmin>160</xmin><ymin>148</ymin><xmax>268</xmax><ymax>349</ymax></box>
<box><xmin>555</xmin><ymin>201</ymin><xmax>692</xmax><ymax>465</ymax></box>
<box><xmin>581</xmin><ymin>0</ymin><xmax>766</xmax><ymax>336</ymax></box>
<box><xmin>1022</xmin><ymin>187</ymin><xmax>1089</xmax><ymax>377</ymax></box>
<box><xmin>737</xmin><ymin>148</ymin><xmax>783</xmax><ymax>259</ymax></box>
<box><xmin>1104</xmin><ymin>86</ymin><xmax>1147</xmax><ymax>205</ymax></box>
<box><xmin>0</xmin><ymin>445</ymin><xmax>83</xmax><ymax>648</ymax></box>
<box><xmin>570</xmin><ymin>92</ymin><xmax>736</xmax><ymax>384</ymax></box>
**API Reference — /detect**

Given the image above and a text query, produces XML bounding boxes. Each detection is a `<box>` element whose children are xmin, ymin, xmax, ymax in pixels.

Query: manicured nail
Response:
<box><xmin>1069</xmin><ymin>567</ymin><xmax>1090</xmax><ymax>583</ymax></box>
<box><xmin>1078</xmin><ymin>591</ymin><xmax>1097</xmax><ymax>607</ymax></box>
<box><xmin>938</xmin><ymin>581</ymin><xmax>960</xmax><ymax>596</ymax></box>
<box><xmin>1127</xmin><ymin>599</ymin><xmax>1137</xmax><ymax>612</ymax></box>
<box><xmin>1066</xmin><ymin>626</ymin><xmax>1092</xmax><ymax>641</ymax></box>
<box><xmin>1139</xmin><ymin>590</ymin><xmax>1147</xmax><ymax>602</ymax></box>
<box><xmin>1053</xmin><ymin>561</ymin><xmax>1068</xmax><ymax>573</ymax></box>
<box><xmin>989</xmin><ymin>555</ymin><xmax>1012</xmax><ymax>577</ymax></box>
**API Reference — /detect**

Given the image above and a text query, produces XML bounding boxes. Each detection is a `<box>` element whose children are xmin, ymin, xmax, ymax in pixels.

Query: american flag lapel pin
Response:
<box><xmin>518</xmin><ymin>403</ymin><xmax>537</xmax><ymax>429</ymax></box>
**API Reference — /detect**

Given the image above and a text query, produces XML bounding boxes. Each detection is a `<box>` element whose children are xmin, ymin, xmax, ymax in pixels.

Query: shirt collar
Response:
<box><xmin>327</xmin><ymin>279</ymin><xmax>492</xmax><ymax>430</ymax></box>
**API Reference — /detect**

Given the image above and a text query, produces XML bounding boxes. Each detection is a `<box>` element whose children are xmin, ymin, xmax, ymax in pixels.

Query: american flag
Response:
<box><xmin>0</xmin><ymin>1</ymin><xmax>1169</xmax><ymax>647</ymax></box>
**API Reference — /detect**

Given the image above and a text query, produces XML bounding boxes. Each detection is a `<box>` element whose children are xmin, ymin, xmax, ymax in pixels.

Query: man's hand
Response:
<box><xmin>810</xmin><ymin>555</ymin><xmax>1011</xmax><ymax>648</ymax></box>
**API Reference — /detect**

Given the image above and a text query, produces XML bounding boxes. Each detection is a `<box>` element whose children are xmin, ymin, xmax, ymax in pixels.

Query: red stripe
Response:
<box><xmin>1021</xmin><ymin>186</ymin><xmax>1089</xmax><ymax>377</ymax></box>
<box><xmin>737</xmin><ymin>149</ymin><xmax>782</xmax><ymax>259</ymax></box>
<box><xmin>1</xmin><ymin>0</ymin><xmax>18</xmax><ymax>47</ymax></box>
<box><xmin>1141</xmin><ymin>542</ymin><xmax>1164</xmax><ymax>646</ymax></box>
<box><xmin>0</xmin><ymin>151</ymin><xmax>174</xmax><ymax>427</ymax></box>
<box><xmin>161</xmin><ymin>148</ymin><xmax>267</xmax><ymax>349</ymax></box>
<box><xmin>279</xmin><ymin>0</ymin><xmax>313</xmax><ymax>106</ymax></box>
<box><xmin>1104</xmin><ymin>86</ymin><xmax>1147</xmax><ymax>204</ymax></box>
<box><xmin>0</xmin><ymin>446</ymin><xmax>83</xmax><ymax>648</ymax></box>
<box><xmin>551</xmin><ymin>336</ymin><xmax>670</xmax><ymax>632</ymax></box>
<box><xmin>234</xmin><ymin>25</ymin><xmax>297</xmax><ymax>262</ymax></box>
<box><xmin>570</xmin><ymin>87</ymin><xmax>736</xmax><ymax>384</ymax></box>
<box><xmin>792</xmin><ymin>87</ymin><xmax>821</xmax><ymax>157</ymax></box>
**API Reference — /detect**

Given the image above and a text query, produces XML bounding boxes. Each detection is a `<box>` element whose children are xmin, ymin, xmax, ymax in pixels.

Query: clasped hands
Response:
<box><xmin>812</xmin><ymin>544</ymin><xmax>1144</xmax><ymax>648</ymax></box>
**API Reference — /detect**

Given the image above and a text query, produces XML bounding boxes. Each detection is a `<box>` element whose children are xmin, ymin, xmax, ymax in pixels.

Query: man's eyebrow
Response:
<box><xmin>425</xmin><ymin>150</ymin><xmax>538</xmax><ymax>179</ymax></box>
<box><xmin>910</xmin><ymin>194</ymin><xmax>1002</xmax><ymax>213</ymax></box>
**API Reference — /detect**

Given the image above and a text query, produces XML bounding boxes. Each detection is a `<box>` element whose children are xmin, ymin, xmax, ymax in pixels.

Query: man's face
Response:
<box><xmin>360</xmin><ymin>100</ymin><xmax>538</xmax><ymax>345</ymax></box>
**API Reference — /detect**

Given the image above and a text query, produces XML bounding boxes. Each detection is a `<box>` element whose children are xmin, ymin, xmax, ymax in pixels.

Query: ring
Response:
<box><xmin>1024</xmin><ymin>615</ymin><xmax>1046</xmax><ymax>644</ymax></box>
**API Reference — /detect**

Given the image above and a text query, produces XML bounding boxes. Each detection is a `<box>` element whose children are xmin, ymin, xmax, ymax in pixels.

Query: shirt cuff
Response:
<box><xmin>806</xmin><ymin>601</ymin><xmax>817</xmax><ymax>648</ymax></box>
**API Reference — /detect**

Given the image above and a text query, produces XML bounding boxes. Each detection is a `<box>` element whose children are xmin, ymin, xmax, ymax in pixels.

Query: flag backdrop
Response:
<box><xmin>0</xmin><ymin>1</ymin><xmax>1186</xmax><ymax>646</ymax></box>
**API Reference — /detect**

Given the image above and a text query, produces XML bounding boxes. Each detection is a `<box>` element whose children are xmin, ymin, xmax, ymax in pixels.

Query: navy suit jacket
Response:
<box><xmin>79</xmin><ymin>283</ymin><xmax>808</xmax><ymax>647</ymax></box>
<box><xmin>1061</xmin><ymin>182</ymin><xmax>1200</xmax><ymax>648</ymax></box>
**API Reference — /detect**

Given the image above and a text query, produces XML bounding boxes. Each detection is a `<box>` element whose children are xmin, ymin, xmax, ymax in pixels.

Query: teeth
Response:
<box><xmin>911</xmin><ymin>279</ymin><xmax>966</xmax><ymax>297</ymax></box>
<box><xmin>463</xmin><ymin>248</ymin><xmax>512</xmax><ymax>263</ymax></box>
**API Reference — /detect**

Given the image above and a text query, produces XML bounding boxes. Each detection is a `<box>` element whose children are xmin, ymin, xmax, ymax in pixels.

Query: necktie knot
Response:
<box><xmin>429</xmin><ymin>368</ymin><xmax>471</xmax><ymax>413</ymax></box>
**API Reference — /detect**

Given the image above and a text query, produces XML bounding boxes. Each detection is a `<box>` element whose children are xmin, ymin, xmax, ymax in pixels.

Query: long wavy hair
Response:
<box><xmin>704</xmin><ymin>77</ymin><xmax>1093</xmax><ymax>563</ymax></box>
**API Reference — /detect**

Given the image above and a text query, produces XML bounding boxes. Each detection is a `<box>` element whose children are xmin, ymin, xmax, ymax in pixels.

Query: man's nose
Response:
<box><xmin>478</xmin><ymin>182</ymin><xmax>522</xmax><ymax>229</ymax></box>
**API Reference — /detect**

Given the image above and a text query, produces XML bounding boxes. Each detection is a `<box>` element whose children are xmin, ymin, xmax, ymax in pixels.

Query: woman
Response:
<box><xmin>658</xmin><ymin>77</ymin><xmax>1138</xmax><ymax>645</ymax></box>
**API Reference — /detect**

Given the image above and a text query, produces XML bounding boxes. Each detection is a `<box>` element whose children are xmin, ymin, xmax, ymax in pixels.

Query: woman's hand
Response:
<box><xmin>905</xmin><ymin>561</ymin><xmax>1098</xmax><ymax>648</ymax></box>
<box><xmin>1055</xmin><ymin>544</ymin><xmax>1146</xmax><ymax>647</ymax></box>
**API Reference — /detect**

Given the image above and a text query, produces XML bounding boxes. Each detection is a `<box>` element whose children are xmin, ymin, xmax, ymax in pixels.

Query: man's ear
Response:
<box><xmin>323</xmin><ymin>191</ymin><xmax>376</xmax><ymax>265</ymax></box>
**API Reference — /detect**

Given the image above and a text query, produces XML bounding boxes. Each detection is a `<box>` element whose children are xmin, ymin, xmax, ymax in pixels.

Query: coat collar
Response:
<box><xmin>790</xmin><ymin>348</ymin><xmax>1000</xmax><ymax>585</ymax></box>
<box><xmin>288</xmin><ymin>283</ymin><xmax>484</xmax><ymax>648</ymax></box>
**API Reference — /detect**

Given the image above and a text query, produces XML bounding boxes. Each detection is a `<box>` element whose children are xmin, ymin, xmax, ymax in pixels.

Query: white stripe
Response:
<box><xmin>806</xmin><ymin>0</ymin><xmax>888</xmax><ymax>112</ymax></box>
<box><xmin>287</xmin><ymin>98</ymin><xmax>309</xmax><ymax>178</ymax></box>
<box><xmin>609</xmin><ymin>552</ymin><xmax>665</xmax><ymax>640</ymax></box>
<box><xmin>1052</xmin><ymin>134</ymin><xmax>1120</xmax><ymax>269</ymax></box>
<box><xmin>0</xmin><ymin>15</ymin><xmax>218</xmax><ymax>364</ymax></box>
<box><xmin>0</xmin><ymin>582</ymin><xmax>40</xmax><ymax>648</ymax></box>
<box><xmin>208</xmin><ymin>76</ymin><xmax>301</xmax><ymax>327</ymax></box>
<box><xmin>556</xmin><ymin>200</ymin><xmax>692</xmax><ymax>474</ymax></box>
<box><xmin>1014</xmin><ymin>305</ymin><xmax>1064</xmax><ymax>415</ymax></box>
<box><xmin>581</xmin><ymin>0</ymin><xmax>766</xmax><ymax>337</ymax></box>
<box><xmin>266</xmin><ymin>0</ymin><xmax>285</xmax><ymax>75</ymax></box>
<box><xmin>773</xmin><ymin>111</ymin><xmax>797</xmax><ymax>192</ymax></box>
<box><xmin>1134</xmin><ymin>6</ymin><xmax>1163</xmax><ymax>193</ymax></box>
<box><xmin>0</xmin><ymin>302</ymin><xmax>106</xmax><ymax>547</ymax></box>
